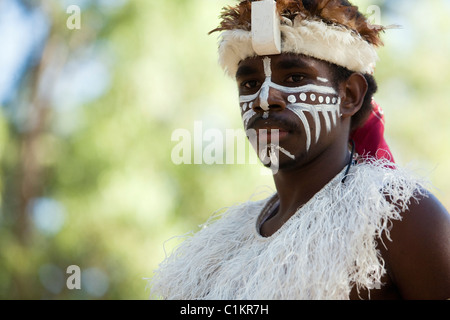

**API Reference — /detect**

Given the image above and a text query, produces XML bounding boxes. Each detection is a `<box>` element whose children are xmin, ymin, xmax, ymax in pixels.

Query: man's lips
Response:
<box><xmin>247</xmin><ymin>115</ymin><xmax>299</xmax><ymax>143</ymax></box>
<box><xmin>254</xmin><ymin>128</ymin><xmax>289</xmax><ymax>143</ymax></box>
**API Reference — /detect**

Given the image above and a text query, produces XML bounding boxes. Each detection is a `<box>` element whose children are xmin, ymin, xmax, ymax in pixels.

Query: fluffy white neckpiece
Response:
<box><xmin>150</xmin><ymin>161</ymin><xmax>424</xmax><ymax>300</ymax></box>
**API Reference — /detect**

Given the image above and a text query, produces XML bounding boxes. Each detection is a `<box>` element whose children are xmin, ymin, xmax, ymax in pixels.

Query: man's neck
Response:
<box><xmin>272</xmin><ymin>140</ymin><xmax>351</xmax><ymax>222</ymax></box>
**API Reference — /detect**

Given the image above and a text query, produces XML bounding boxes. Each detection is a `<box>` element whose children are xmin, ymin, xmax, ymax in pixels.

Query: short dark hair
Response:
<box><xmin>329</xmin><ymin>63</ymin><xmax>378</xmax><ymax>132</ymax></box>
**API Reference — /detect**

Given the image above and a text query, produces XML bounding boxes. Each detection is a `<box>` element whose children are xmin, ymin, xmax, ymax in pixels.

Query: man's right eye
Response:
<box><xmin>241</xmin><ymin>80</ymin><xmax>260</xmax><ymax>89</ymax></box>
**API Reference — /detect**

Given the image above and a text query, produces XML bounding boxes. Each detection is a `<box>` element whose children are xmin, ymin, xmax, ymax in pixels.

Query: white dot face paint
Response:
<box><xmin>287</xmin><ymin>91</ymin><xmax>341</xmax><ymax>152</ymax></box>
<box><xmin>288</xmin><ymin>95</ymin><xmax>297</xmax><ymax>104</ymax></box>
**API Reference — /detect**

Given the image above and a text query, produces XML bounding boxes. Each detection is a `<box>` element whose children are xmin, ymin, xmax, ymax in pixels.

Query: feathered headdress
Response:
<box><xmin>210</xmin><ymin>0</ymin><xmax>387</xmax><ymax>77</ymax></box>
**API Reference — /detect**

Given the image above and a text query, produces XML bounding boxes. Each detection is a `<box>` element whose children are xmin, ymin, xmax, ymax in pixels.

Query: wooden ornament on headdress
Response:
<box><xmin>251</xmin><ymin>0</ymin><xmax>281</xmax><ymax>55</ymax></box>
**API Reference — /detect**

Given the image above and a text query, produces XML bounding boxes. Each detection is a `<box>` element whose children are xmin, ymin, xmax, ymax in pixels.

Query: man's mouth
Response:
<box><xmin>254</xmin><ymin>128</ymin><xmax>289</xmax><ymax>143</ymax></box>
<box><xmin>247</xmin><ymin>115</ymin><xmax>298</xmax><ymax>143</ymax></box>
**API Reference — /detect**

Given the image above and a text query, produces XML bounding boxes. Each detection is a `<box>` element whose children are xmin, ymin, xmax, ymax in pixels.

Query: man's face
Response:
<box><xmin>235</xmin><ymin>53</ymin><xmax>343</xmax><ymax>170</ymax></box>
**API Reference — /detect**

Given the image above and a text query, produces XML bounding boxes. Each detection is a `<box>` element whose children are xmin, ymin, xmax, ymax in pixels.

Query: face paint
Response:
<box><xmin>317</xmin><ymin>77</ymin><xmax>329</xmax><ymax>83</ymax></box>
<box><xmin>273</xmin><ymin>144</ymin><xmax>295</xmax><ymax>160</ymax></box>
<box><xmin>240</xmin><ymin>82</ymin><xmax>336</xmax><ymax>122</ymax></box>
<box><xmin>242</xmin><ymin>108</ymin><xmax>257</xmax><ymax>127</ymax></box>
<box><xmin>287</xmin><ymin>99</ymin><xmax>340</xmax><ymax>152</ymax></box>
<box><xmin>258</xmin><ymin>57</ymin><xmax>272</xmax><ymax>111</ymax></box>
<box><xmin>259</xmin><ymin>142</ymin><xmax>295</xmax><ymax>173</ymax></box>
<box><xmin>239</xmin><ymin>57</ymin><xmax>342</xmax><ymax>157</ymax></box>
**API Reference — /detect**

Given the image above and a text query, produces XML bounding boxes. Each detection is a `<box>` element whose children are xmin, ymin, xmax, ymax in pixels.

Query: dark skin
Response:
<box><xmin>236</xmin><ymin>53</ymin><xmax>450</xmax><ymax>300</ymax></box>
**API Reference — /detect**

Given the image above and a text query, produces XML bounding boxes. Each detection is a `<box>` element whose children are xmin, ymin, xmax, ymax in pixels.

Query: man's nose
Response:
<box><xmin>252</xmin><ymin>83</ymin><xmax>287</xmax><ymax>113</ymax></box>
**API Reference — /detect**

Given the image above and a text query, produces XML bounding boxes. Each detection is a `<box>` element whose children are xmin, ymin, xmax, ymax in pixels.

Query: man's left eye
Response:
<box><xmin>286</xmin><ymin>75</ymin><xmax>305</xmax><ymax>83</ymax></box>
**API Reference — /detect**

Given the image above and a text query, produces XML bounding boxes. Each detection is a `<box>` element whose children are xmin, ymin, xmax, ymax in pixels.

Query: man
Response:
<box><xmin>150</xmin><ymin>0</ymin><xmax>450</xmax><ymax>300</ymax></box>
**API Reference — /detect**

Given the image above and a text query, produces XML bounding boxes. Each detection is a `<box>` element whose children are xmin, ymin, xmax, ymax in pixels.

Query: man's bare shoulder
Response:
<box><xmin>381</xmin><ymin>191</ymin><xmax>450</xmax><ymax>300</ymax></box>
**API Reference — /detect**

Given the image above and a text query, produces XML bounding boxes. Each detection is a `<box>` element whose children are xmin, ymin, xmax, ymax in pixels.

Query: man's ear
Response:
<box><xmin>340</xmin><ymin>73</ymin><xmax>368</xmax><ymax>118</ymax></box>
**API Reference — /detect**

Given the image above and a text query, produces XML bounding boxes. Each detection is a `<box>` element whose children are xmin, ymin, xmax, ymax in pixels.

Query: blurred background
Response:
<box><xmin>0</xmin><ymin>0</ymin><xmax>448</xmax><ymax>300</ymax></box>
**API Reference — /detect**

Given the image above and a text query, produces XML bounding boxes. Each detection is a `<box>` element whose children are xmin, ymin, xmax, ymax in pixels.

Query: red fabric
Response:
<box><xmin>350</xmin><ymin>100</ymin><xmax>395</xmax><ymax>162</ymax></box>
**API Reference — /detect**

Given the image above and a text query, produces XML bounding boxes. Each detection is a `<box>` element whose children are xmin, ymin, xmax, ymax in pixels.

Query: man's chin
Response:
<box><xmin>259</xmin><ymin>150</ymin><xmax>306</xmax><ymax>173</ymax></box>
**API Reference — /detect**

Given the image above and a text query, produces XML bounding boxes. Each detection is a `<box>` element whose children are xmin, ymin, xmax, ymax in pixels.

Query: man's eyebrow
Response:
<box><xmin>235</xmin><ymin>65</ymin><xmax>259</xmax><ymax>79</ymax></box>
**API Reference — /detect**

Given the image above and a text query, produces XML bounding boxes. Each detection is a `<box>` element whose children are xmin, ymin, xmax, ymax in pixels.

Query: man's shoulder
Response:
<box><xmin>382</xmin><ymin>191</ymin><xmax>450</xmax><ymax>299</ymax></box>
<box><xmin>356</xmin><ymin>161</ymin><xmax>450</xmax><ymax>299</ymax></box>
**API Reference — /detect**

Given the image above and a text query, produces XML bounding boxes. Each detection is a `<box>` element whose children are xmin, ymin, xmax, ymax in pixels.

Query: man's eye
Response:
<box><xmin>241</xmin><ymin>80</ymin><xmax>260</xmax><ymax>89</ymax></box>
<box><xmin>286</xmin><ymin>75</ymin><xmax>305</xmax><ymax>83</ymax></box>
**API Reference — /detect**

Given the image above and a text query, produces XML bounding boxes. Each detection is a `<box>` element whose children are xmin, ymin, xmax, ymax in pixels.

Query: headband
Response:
<box><xmin>213</xmin><ymin>0</ymin><xmax>384</xmax><ymax>77</ymax></box>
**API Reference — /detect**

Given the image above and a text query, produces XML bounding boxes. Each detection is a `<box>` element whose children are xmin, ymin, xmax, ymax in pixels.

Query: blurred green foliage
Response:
<box><xmin>0</xmin><ymin>0</ymin><xmax>448</xmax><ymax>300</ymax></box>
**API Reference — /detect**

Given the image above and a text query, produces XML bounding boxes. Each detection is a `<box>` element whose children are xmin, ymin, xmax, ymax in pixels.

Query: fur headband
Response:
<box><xmin>211</xmin><ymin>0</ymin><xmax>386</xmax><ymax>77</ymax></box>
